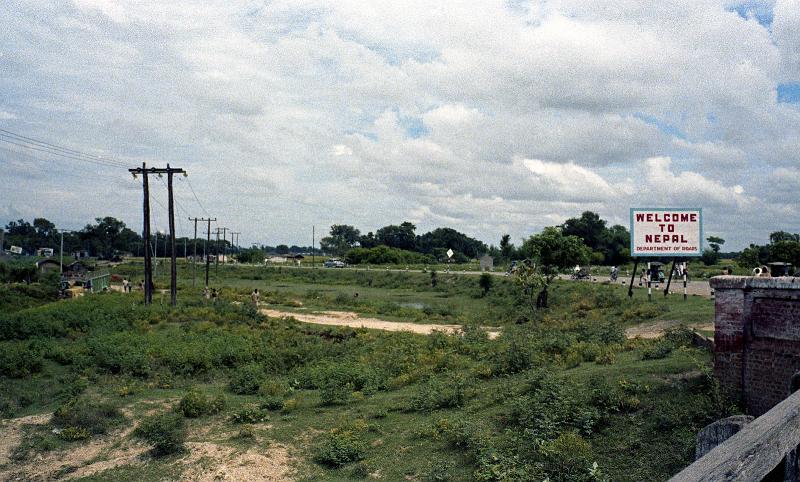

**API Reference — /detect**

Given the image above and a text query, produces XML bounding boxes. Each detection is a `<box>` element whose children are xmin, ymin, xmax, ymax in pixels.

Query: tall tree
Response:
<box><xmin>319</xmin><ymin>224</ymin><xmax>361</xmax><ymax>256</ymax></box>
<box><xmin>706</xmin><ymin>236</ymin><xmax>725</xmax><ymax>253</ymax></box>
<box><xmin>375</xmin><ymin>222</ymin><xmax>417</xmax><ymax>251</ymax></box>
<box><xmin>519</xmin><ymin>227</ymin><xmax>590</xmax><ymax>308</ymax></box>
<box><xmin>561</xmin><ymin>211</ymin><xmax>607</xmax><ymax>251</ymax></box>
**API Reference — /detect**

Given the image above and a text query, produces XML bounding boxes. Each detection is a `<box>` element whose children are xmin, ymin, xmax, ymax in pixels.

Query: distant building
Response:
<box><xmin>36</xmin><ymin>248</ymin><xmax>55</xmax><ymax>257</ymax></box>
<box><xmin>35</xmin><ymin>259</ymin><xmax>61</xmax><ymax>274</ymax></box>
<box><xmin>267</xmin><ymin>256</ymin><xmax>288</xmax><ymax>264</ymax></box>
<box><xmin>73</xmin><ymin>250</ymin><xmax>90</xmax><ymax>259</ymax></box>
<box><xmin>479</xmin><ymin>254</ymin><xmax>494</xmax><ymax>272</ymax></box>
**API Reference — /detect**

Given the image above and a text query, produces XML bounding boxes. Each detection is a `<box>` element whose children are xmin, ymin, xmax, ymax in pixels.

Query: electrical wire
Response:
<box><xmin>0</xmin><ymin>129</ymin><xmax>129</xmax><ymax>168</ymax></box>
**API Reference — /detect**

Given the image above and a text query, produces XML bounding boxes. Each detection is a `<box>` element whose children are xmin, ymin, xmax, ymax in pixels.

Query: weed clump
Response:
<box><xmin>51</xmin><ymin>399</ymin><xmax>125</xmax><ymax>435</ymax></box>
<box><xmin>134</xmin><ymin>412</ymin><xmax>186</xmax><ymax>456</ymax></box>
<box><xmin>231</xmin><ymin>405</ymin><xmax>270</xmax><ymax>424</ymax></box>
<box><xmin>313</xmin><ymin>427</ymin><xmax>367</xmax><ymax>467</ymax></box>
<box><xmin>229</xmin><ymin>364</ymin><xmax>263</xmax><ymax>395</ymax></box>
<box><xmin>409</xmin><ymin>375</ymin><xmax>469</xmax><ymax>412</ymax></box>
<box><xmin>178</xmin><ymin>390</ymin><xmax>226</xmax><ymax>418</ymax></box>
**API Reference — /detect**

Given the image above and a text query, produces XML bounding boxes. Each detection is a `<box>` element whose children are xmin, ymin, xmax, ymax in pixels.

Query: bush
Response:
<box><xmin>313</xmin><ymin>429</ymin><xmax>367</xmax><ymax>467</ymax></box>
<box><xmin>231</xmin><ymin>405</ymin><xmax>270</xmax><ymax>424</ymax></box>
<box><xmin>492</xmin><ymin>341</ymin><xmax>533</xmax><ymax>375</ymax></box>
<box><xmin>134</xmin><ymin>412</ymin><xmax>186</xmax><ymax>456</ymax></box>
<box><xmin>58</xmin><ymin>426</ymin><xmax>91</xmax><ymax>441</ymax></box>
<box><xmin>0</xmin><ymin>341</ymin><xmax>43</xmax><ymax>378</ymax></box>
<box><xmin>52</xmin><ymin>399</ymin><xmax>125</xmax><ymax>435</ymax></box>
<box><xmin>540</xmin><ymin>432</ymin><xmax>595</xmax><ymax>482</ymax></box>
<box><xmin>508</xmin><ymin>372</ymin><xmax>600</xmax><ymax>441</ymax></box>
<box><xmin>409</xmin><ymin>375</ymin><xmax>469</xmax><ymax>411</ymax></box>
<box><xmin>314</xmin><ymin>363</ymin><xmax>383</xmax><ymax>406</ymax></box>
<box><xmin>178</xmin><ymin>390</ymin><xmax>224</xmax><ymax>418</ymax></box>
<box><xmin>261</xmin><ymin>396</ymin><xmax>285</xmax><ymax>411</ymax></box>
<box><xmin>642</xmin><ymin>342</ymin><xmax>673</xmax><ymax>360</ymax></box>
<box><xmin>229</xmin><ymin>364</ymin><xmax>264</xmax><ymax>395</ymax></box>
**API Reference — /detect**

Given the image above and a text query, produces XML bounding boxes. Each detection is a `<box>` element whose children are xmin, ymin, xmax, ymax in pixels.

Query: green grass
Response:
<box><xmin>0</xmin><ymin>261</ymin><xmax>728</xmax><ymax>481</ymax></box>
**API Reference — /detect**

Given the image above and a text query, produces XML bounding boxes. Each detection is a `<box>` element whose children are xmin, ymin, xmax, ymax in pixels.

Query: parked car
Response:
<box><xmin>324</xmin><ymin>259</ymin><xmax>346</xmax><ymax>268</ymax></box>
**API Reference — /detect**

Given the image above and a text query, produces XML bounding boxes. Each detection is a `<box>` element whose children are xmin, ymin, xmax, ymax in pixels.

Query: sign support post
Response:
<box><xmin>628</xmin><ymin>258</ymin><xmax>639</xmax><ymax>299</ymax></box>
<box><xmin>630</xmin><ymin>208</ymin><xmax>703</xmax><ymax>302</ymax></box>
<box><xmin>664</xmin><ymin>258</ymin><xmax>677</xmax><ymax>297</ymax></box>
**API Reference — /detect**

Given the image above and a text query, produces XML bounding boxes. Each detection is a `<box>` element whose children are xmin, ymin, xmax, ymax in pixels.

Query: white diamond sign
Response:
<box><xmin>446</xmin><ymin>249</ymin><xmax>454</xmax><ymax>259</ymax></box>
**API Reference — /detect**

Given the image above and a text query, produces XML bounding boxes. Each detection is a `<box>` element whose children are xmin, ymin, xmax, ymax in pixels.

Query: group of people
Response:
<box><xmin>202</xmin><ymin>286</ymin><xmax>219</xmax><ymax>302</ymax></box>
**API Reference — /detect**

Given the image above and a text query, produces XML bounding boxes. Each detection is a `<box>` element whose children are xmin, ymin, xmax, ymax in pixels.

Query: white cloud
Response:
<box><xmin>0</xmin><ymin>0</ymin><xmax>798</xmax><ymax>248</ymax></box>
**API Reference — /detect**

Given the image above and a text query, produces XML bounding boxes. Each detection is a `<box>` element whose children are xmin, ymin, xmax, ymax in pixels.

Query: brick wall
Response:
<box><xmin>711</xmin><ymin>276</ymin><xmax>800</xmax><ymax>416</ymax></box>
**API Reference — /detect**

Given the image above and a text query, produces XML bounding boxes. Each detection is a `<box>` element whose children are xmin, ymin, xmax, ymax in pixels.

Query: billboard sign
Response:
<box><xmin>630</xmin><ymin>208</ymin><xmax>703</xmax><ymax>257</ymax></box>
<box><xmin>10</xmin><ymin>245</ymin><xmax>23</xmax><ymax>254</ymax></box>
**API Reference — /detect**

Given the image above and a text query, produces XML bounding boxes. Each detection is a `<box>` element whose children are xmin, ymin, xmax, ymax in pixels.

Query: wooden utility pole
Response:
<box><xmin>230</xmin><ymin>232</ymin><xmax>240</xmax><ymax>259</ymax></box>
<box><xmin>312</xmin><ymin>225</ymin><xmax>315</xmax><ymax>269</ymax></box>
<box><xmin>205</xmin><ymin>219</ymin><xmax>214</xmax><ymax>286</ymax></box>
<box><xmin>189</xmin><ymin>217</ymin><xmax>215</xmax><ymax>287</ymax></box>
<box><xmin>220</xmin><ymin>227</ymin><xmax>229</xmax><ymax>265</ymax></box>
<box><xmin>129</xmin><ymin>163</ymin><xmax>185</xmax><ymax>306</ymax></box>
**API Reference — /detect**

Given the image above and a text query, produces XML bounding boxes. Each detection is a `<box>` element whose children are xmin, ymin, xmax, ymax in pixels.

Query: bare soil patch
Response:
<box><xmin>181</xmin><ymin>442</ymin><xmax>294</xmax><ymax>481</ymax></box>
<box><xmin>625</xmin><ymin>320</ymin><xmax>714</xmax><ymax>339</ymax></box>
<box><xmin>261</xmin><ymin>308</ymin><xmax>501</xmax><ymax>339</ymax></box>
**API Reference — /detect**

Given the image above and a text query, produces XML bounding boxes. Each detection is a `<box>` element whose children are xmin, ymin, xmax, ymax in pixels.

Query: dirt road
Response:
<box><xmin>260</xmin><ymin>308</ymin><xmax>501</xmax><ymax>339</ymax></box>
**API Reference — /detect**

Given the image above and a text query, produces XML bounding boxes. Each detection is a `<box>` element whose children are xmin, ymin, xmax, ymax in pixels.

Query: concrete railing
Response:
<box><xmin>670</xmin><ymin>387</ymin><xmax>800</xmax><ymax>481</ymax></box>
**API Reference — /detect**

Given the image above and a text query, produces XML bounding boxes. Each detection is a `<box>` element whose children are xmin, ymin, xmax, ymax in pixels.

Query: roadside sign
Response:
<box><xmin>446</xmin><ymin>249</ymin><xmax>454</xmax><ymax>259</ymax></box>
<box><xmin>10</xmin><ymin>245</ymin><xmax>22</xmax><ymax>254</ymax></box>
<box><xmin>630</xmin><ymin>208</ymin><xmax>703</xmax><ymax>257</ymax></box>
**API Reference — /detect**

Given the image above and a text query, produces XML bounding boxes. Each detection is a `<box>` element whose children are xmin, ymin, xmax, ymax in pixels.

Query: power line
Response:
<box><xmin>0</xmin><ymin>145</ymin><xmax>127</xmax><ymax>184</ymax></box>
<box><xmin>181</xmin><ymin>176</ymin><xmax>210</xmax><ymax>217</ymax></box>
<box><xmin>0</xmin><ymin>130</ymin><xmax>129</xmax><ymax>169</ymax></box>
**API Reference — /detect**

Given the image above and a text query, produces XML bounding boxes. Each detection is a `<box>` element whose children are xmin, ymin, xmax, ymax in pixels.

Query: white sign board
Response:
<box><xmin>446</xmin><ymin>249</ymin><xmax>454</xmax><ymax>259</ymax></box>
<box><xmin>630</xmin><ymin>208</ymin><xmax>703</xmax><ymax>257</ymax></box>
<box><xmin>10</xmin><ymin>245</ymin><xmax>22</xmax><ymax>254</ymax></box>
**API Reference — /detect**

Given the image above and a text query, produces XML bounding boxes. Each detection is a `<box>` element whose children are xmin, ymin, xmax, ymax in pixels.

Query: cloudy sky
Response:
<box><xmin>2</xmin><ymin>0</ymin><xmax>799</xmax><ymax>250</ymax></box>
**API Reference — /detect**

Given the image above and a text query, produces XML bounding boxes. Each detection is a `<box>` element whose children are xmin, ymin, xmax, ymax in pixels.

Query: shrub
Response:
<box><xmin>258</xmin><ymin>379</ymin><xmax>289</xmax><ymax>397</ymax></box>
<box><xmin>315</xmin><ymin>363</ymin><xmax>383</xmax><ymax>405</ymax></box>
<box><xmin>229</xmin><ymin>364</ymin><xmax>264</xmax><ymax>395</ymax></box>
<box><xmin>0</xmin><ymin>341</ymin><xmax>44</xmax><ymax>378</ymax></box>
<box><xmin>409</xmin><ymin>375</ymin><xmax>469</xmax><ymax>412</ymax></box>
<box><xmin>261</xmin><ymin>396</ymin><xmax>285</xmax><ymax>411</ymax></box>
<box><xmin>58</xmin><ymin>426</ymin><xmax>91</xmax><ymax>441</ymax></box>
<box><xmin>492</xmin><ymin>341</ymin><xmax>533</xmax><ymax>375</ymax></box>
<box><xmin>52</xmin><ymin>399</ymin><xmax>125</xmax><ymax>435</ymax></box>
<box><xmin>134</xmin><ymin>412</ymin><xmax>186</xmax><ymax>456</ymax></box>
<box><xmin>641</xmin><ymin>342</ymin><xmax>673</xmax><ymax>360</ymax></box>
<box><xmin>231</xmin><ymin>405</ymin><xmax>270</xmax><ymax>424</ymax></box>
<box><xmin>508</xmin><ymin>372</ymin><xmax>600</xmax><ymax>440</ymax></box>
<box><xmin>595</xmin><ymin>349</ymin><xmax>616</xmax><ymax>365</ymax></box>
<box><xmin>313</xmin><ymin>429</ymin><xmax>367</xmax><ymax>467</ymax></box>
<box><xmin>178</xmin><ymin>390</ymin><xmax>214</xmax><ymax>418</ymax></box>
<box><xmin>281</xmin><ymin>398</ymin><xmax>299</xmax><ymax>413</ymax></box>
<box><xmin>664</xmin><ymin>325</ymin><xmax>695</xmax><ymax>347</ymax></box>
<box><xmin>209</xmin><ymin>394</ymin><xmax>227</xmax><ymax>414</ymax></box>
<box><xmin>540</xmin><ymin>432</ymin><xmax>595</xmax><ymax>482</ymax></box>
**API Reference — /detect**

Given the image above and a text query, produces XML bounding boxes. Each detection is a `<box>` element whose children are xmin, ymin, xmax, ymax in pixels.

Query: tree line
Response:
<box><xmin>1</xmin><ymin>217</ymin><xmax>232</xmax><ymax>260</ymax></box>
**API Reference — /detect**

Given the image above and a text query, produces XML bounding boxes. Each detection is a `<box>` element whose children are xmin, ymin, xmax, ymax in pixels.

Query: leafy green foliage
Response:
<box><xmin>52</xmin><ymin>399</ymin><xmax>125</xmax><ymax>435</ymax></box>
<box><xmin>313</xmin><ymin>427</ymin><xmax>368</xmax><ymax>467</ymax></box>
<box><xmin>229</xmin><ymin>364</ymin><xmax>264</xmax><ymax>395</ymax></box>
<box><xmin>178</xmin><ymin>390</ymin><xmax>225</xmax><ymax>418</ymax></box>
<box><xmin>134</xmin><ymin>412</ymin><xmax>186</xmax><ymax>456</ymax></box>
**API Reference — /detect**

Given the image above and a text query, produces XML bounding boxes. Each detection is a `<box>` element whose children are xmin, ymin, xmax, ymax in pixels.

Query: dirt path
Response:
<box><xmin>624</xmin><ymin>320</ymin><xmax>714</xmax><ymax>339</ymax></box>
<box><xmin>261</xmin><ymin>308</ymin><xmax>501</xmax><ymax>340</ymax></box>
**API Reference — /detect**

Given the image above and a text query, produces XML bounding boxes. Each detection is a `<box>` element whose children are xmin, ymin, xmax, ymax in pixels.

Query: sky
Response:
<box><xmin>1</xmin><ymin>0</ymin><xmax>799</xmax><ymax>251</ymax></box>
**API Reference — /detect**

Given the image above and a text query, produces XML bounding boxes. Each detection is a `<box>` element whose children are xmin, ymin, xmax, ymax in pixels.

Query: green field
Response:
<box><xmin>0</xmin><ymin>262</ymin><xmax>735</xmax><ymax>481</ymax></box>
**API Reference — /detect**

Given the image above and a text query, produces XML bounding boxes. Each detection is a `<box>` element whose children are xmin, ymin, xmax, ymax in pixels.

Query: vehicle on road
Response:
<box><xmin>324</xmin><ymin>259</ymin><xmax>346</xmax><ymax>268</ymax></box>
